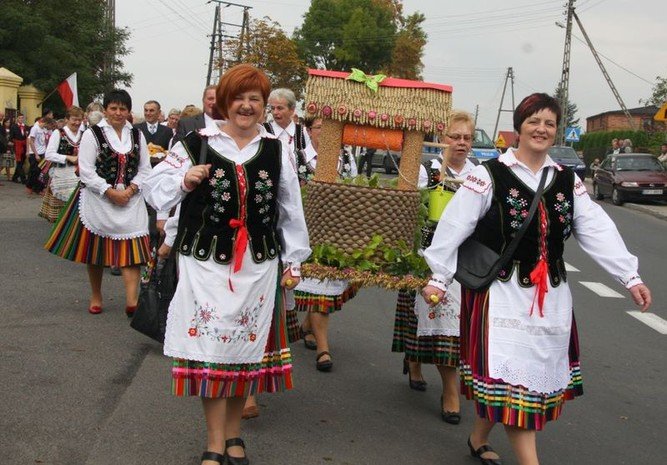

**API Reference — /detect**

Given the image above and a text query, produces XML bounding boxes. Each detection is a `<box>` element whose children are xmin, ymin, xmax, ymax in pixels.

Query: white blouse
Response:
<box><xmin>142</xmin><ymin>123</ymin><xmax>311</xmax><ymax>268</ymax></box>
<box><xmin>424</xmin><ymin>148</ymin><xmax>643</xmax><ymax>294</ymax></box>
<box><xmin>77</xmin><ymin>119</ymin><xmax>152</xmax><ymax>239</ymax></box>
<box><xmin>45</xmin><ymin>126</ymin><xmax>81</xmax><ymax>164</ymax></box>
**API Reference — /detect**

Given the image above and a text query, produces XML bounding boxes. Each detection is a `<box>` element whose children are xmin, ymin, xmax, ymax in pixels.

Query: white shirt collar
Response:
<box><xmin>271</xmin><ymin>120</ymin><xmax>295</xmax><ymax>136</ymax></box>
<box><xmin>98</xmin><ymin>118</ymin><xmax>133</xmax><ymax>130</ymax></box>
<box><xmin>500</xmin><ymin>147</ymin><xmax>562</xmax><ymax>172</ymax></box>
<box><xmin>198</xmin><ymin>121</ymin><xmax>274</xmax><ymax>140</ymax></box>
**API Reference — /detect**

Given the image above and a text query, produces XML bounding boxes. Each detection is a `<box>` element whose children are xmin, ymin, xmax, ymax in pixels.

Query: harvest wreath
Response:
<box><xmin>300</xmin><ymin>69</ymin><xmax>453</xmax><ymax>289</ymax></box>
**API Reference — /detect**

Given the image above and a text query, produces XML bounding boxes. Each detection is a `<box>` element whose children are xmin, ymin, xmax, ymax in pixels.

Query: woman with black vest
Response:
<box><xmin>421</xmin><ymin>93</ymin><xmax>652</xmax><ymax>465</ymax></box>
<box><xmin>142</xmin><ymin>64</ymin><xmax>310</xmax><ymax>465</ymax></box>
<box><xmin>45</xmin><ymin>89</ymin><xmax>152</xmax><ymax>316</ymax></box>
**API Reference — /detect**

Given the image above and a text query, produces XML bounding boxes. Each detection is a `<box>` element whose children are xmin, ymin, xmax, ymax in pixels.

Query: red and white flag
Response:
<box><xmin>57</xmin><ymin>73</ymin><xmax>79</xmax><ymax>108</ymax></box>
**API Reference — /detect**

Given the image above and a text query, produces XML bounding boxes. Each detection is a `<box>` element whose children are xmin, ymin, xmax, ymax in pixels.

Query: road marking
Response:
<box><xmin>579</xmin><ymin>281</ymin><xmax>624</xmax><ymax>298</ymax></box>
<box><xmin>565</xmin><ymin>262</ymin><xmax>579</xmax><ymax>272</ymax></box>
<box><xmin>627</xmin><ymin>312</ymin><xmax>667</xmax><ymax>335</ymax></box>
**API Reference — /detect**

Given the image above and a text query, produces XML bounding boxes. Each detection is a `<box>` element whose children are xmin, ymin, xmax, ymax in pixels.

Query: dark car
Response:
<box><xmin>372</xmin><ymin>147</ymin><xmax>440</xmax><ymax>174</ymax></box>
<box><xmin>548</xmin><ymin>146</ymin><xmax>586</xmax><ymax>180</ymax></box>
<box><xmin>592</xmin><ymin>153</ymin><xmax>667</xmax><ymax>205</ymax></box>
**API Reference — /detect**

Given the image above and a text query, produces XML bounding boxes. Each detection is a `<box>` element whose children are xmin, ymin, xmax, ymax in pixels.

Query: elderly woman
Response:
<box><xmin>421</xmin><ymin>93</ymin><xmax>651</xmax><ymax>465</ymax></box>
<box><xmin>392</xmin><ymin>111</ymin><xmax>478</xmax><ymax>424</ymax></box>
<box><xmin>142</xmin><ymin>64</ymin><xmax>310</xmax><ymax>465</ymax></box>
<box><xmin>39</xmin><ymin>106</ymin><xmax>84</xmax><ymax>222</ymax></box>
<box><xmin>45</xmin><ymin>90</ymin><xmax>152</xmax><ymax>315</ymax></box>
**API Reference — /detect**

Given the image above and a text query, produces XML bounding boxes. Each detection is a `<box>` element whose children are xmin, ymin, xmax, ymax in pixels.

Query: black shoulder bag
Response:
<box><xmin>130</xmin><ymin>136</ymin><xmax>208</xmax><ymax>342</ymax></box>
<box><xmin>454</xmin><ymin>168</ymin><xmax>549</xmax><ymax>291</ymax></box>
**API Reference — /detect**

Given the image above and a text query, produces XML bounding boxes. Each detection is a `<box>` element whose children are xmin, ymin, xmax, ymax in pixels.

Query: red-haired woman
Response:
<box><xmin>422</xmin><ymin>93</ymin><xmax>651</xmax><ymax>465</ymax></box>
<box><xmin>142</xmin><ymin>64</ymin><xmax>310</xmax><ymax>465</ymax></box>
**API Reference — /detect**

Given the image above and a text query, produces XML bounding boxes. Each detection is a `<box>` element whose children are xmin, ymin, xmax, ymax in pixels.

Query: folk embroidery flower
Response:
<box><xmin>254</xmin><ymin>170</ymin><xmax>275</xmax><ymax>224</ymax></box>
<box><xmin>506</xmin><ymin>190</ymin><xmax>530</xmax><ymax>230</ymax></box>
<box><xmin>209</xmin><ymin>169</ymin><xmax>233</xmax><ymax>215</ymax></box>
<box><xmin>187</xmin><ymin>295</ymin><xmax>265</xmax><ymax>343</ymax></box>
<box><xmin>188</xmin><ymin>301</ymin><xmax>220</xmax><ymax>338</ymax></box>
<box><xmin>553</xmin><ymin>192</ymin><xmax>572</xmax><ymax>235</ymax></box>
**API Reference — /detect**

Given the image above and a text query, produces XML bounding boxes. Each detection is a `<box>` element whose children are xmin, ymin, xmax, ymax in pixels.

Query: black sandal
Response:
<box><xmin>201</xmin><ymin>451</ymin><xmax>226</xmax><ymax>464</ymax></box>
<box><xmin>467</xmin><ymin>436</ymin><xmax>502</xmax><ymax>465</ymax></box>
<box><xmin>225</xmin><ymin>437</ymin><xmax>249</xmax><ymax>465</ymax></box>
<box><xmin>301</xmin><ymin>327</ymin><xmax>317</xmax><ymax>350</ymax></box>
<box><xmin>316</xmin><ymin>351</ymin><xmax>333</xmax><ymax>372</ymax></box>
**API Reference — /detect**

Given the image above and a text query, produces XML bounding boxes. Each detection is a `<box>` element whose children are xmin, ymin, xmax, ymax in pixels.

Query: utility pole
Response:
<box><xmin>572</xmin><ymin>11</ymin><xmax>635</xmax><ymax>129</ymax></box>
<box><xmin>492</xmin><ymin>67</ymin><xmax>515</xmax><ymax>142</ymax></box>
<box><xmin>103</xmin><ymin>0</ymin><xmax>116</xmax><ymax>92</ymax></box>
<box><xmin>557</xmin><ymin>0</ymin><xmax>575</xmax><ymax>146</ymax></box>
<box><xmin>206</xmin><ymin>1</ymin><xmax>252</xmax><ymax>86</ymax></box>
<box><xmin>474</xmin><ymin>105</ymin><xmax>479</xmax><ymax>125</ymax></box>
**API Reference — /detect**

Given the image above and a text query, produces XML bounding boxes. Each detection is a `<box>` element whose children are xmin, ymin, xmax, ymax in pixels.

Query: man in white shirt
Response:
<box><xmin>26</xmin><ymin>116</ymin><xmax>55</xmax><ymax>194</ymax></box>
<box><xmin>134</xmin><ymin>100</ymin><xmax>173</xmax><ymax>151</ymax></box>
<box><xmin>264</xmin><ymin>88</ymin><xmax>314</xmax><ymax>183</ymax></box>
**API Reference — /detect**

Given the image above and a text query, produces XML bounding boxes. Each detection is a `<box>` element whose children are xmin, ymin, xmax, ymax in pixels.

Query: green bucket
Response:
<box><xmin>428</xmin><ymin>186</ymin><xmax>454</xmax><ymax>222</ymax></box>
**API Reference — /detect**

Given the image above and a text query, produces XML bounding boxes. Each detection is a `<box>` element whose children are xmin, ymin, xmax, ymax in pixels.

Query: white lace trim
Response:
<box><xmin>491</xmin><ymin>358</ymin><xmax>570</xmax><ymax>395</ymax></box>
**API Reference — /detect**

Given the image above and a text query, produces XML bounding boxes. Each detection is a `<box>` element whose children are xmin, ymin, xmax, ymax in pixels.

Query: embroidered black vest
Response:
<box><xmin>471</xmin><ymin>159</ymin><xmax>575</xmax><ymax>288</ymax></box>
<box><xmin>175</xmin><ymin>132</ymin><xmax>282</xmax><ymax>265</ymax></box>
<box><xmin>56</xmin><ymin>129</ymin><xmax>79</xmax><ymax>166</ymax></box>
<box><xmin>90</xmin><ymin>125</ymin><xmax>141</xmax><ymax>186</ymax></box>
<box><xmin>263</xmin><ymin>122</ymin><xmax>313</xmax><ymax>184</ymax></box>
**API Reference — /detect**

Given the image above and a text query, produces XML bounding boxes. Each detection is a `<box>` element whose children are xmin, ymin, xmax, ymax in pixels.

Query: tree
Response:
<box><xmin>554</xmin><ymin>86</ymin><xmax>580</xmax><ymax>128</ymax></box>
<box><xmin>294</xmin><ymin>0</ymin><xmax>398</xmax><ymax>73</ymax></box>
<box><xmin>223</xmin><ymin>17</ymin><xmax>308</xmax><ymax>99</ymax></box>
<box><xmin>639</xmin><ymin>76</ymin><xmax>667</xmax><ymax>107</ymax></box>
<box><xmin>386</xmin><ymin>12</ymin><xmax>427</xmax><ymax>80</ymax></box>
<box><xmin>0</xmin><ymin>0</ymin><xmax>132</xmax><ymax>110</ymax></box>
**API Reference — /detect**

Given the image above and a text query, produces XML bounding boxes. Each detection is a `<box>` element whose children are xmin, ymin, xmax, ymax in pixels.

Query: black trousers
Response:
<box><xmin>26</xmin><ymin>154</ymin><xmax>45</xmax><ymax>192</ymax></box>
<box><xmin>12</xmin><ymin>156</ymin><xmax>27</xmax><ymax>183</ymax></box>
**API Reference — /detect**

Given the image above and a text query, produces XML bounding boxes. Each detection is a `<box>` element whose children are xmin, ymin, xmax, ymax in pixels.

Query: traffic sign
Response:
<box><xmin>565</xmin><ymin>126</ymin><xmax>581</xmax><ymax>142</ymax></box>
<box><xmin>496</xmin><ymin>133</ymin><xmax>506</xmax><ymax>148</ymax></box>
<box><xmin>654</xmin><ymin>101</ymin><xmax>667</xmax><ymax>122</ymax></box>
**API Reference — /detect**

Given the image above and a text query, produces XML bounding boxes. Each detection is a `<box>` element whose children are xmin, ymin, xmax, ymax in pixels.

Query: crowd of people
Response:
<box><xmin>0</xmin><ymin>66</ymin><xmax>656</xmax><ymax>465</ymax></box>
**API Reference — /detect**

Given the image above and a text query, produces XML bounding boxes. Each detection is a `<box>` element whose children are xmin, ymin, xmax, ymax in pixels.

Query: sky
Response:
<box><xmin>118</xmin><ymin>0</ymin><xmax>666</xmax><ymax>137</ymax></box>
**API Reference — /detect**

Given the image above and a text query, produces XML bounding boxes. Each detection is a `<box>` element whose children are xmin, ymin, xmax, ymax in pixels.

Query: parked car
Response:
<box><xmin>372</xmin><ymin>146</ymin><xmax>440</xmax><ymax>174</ymax></box>
<box><xmin>592</xmin><ymin>153</ymin><xmax>667</xmax><ymax>205</ymax></box>
<box><xmin>469</xmin><ymin>128</ymin><xmax>500</xmax><ymax>162</ymax></box>
<box><xmin>548</xmin><ymin>146</ymin><xmax>586</xmax><ymax>180</ymax></box>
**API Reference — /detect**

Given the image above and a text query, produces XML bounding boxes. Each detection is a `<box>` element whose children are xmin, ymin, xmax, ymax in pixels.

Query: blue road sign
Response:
<box><xmin>565</xmin><ymin>127</ymin><xmax>581</xmax><ymax>142</ymax></box>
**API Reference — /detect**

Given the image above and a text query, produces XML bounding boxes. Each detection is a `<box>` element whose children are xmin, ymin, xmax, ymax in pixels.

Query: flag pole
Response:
<box><xmin>37</xmin><ymin>86</ymin><xmax>60</xmax><ymax>107</ymax></box>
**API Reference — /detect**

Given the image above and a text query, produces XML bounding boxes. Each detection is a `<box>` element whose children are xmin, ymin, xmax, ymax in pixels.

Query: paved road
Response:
<box><xmin>1</xmin><ymin>181</ymin><xmax>665</xmax><ymax>465</ymax></box>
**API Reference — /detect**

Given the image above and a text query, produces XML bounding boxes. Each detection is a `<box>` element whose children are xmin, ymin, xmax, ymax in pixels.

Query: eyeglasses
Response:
<box><xmin>446</xmin><ymin>133</ymin><xmax>473</xmax><ymax>142</ymax></box>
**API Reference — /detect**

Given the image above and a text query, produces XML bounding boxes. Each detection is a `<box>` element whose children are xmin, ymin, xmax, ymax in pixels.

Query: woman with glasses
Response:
<box><xmin>392</xmin><ymin>111</ymin><xmax>477</xmax><ymax>423</ymax></box>
<box><xmin>421</xmin><ymin>93</ymin><xmax>651</xmax><ymax>465</ymax></box>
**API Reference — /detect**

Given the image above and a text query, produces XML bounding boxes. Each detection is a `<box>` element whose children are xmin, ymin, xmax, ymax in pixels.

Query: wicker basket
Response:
<box><xmin>304</xmin><ymin>181</ymin><xmax>421</xmax><ymax>254</ymax></box>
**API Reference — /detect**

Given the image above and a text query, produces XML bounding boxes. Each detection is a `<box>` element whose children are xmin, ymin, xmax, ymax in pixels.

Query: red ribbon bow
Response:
<box><xmin>229</xmin><ymin>218</ymin><xmax>248</xmax><ymax>273</ymax></box>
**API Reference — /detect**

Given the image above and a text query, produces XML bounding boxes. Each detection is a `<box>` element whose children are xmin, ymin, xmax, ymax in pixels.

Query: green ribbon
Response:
<box><xmin>346</xmin><ymin>68</ymin><xmax>387</xmax><ymax>92</ymax></box>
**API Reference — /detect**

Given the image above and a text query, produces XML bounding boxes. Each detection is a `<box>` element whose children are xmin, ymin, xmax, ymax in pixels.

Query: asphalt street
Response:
<box><xmin>0</xmin><ymin>180</ymin><xmax>665</xmax><ymax>465</ymax></box>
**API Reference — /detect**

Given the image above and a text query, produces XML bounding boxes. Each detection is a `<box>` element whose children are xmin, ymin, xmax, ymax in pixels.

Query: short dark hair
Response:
<box><xmin>144</xmin><ymin>100</ymin><xmax>161</xmax><ymax>110</ymax></box>
<box><xmin>513</xmin><ymin>93</ymin><xmax>561</xmax><ymax>133</ymax></box>
<box><xmin>103</xmin><ymin>89</ymin><xmax>132</xmax><ymax>111</ymax></box>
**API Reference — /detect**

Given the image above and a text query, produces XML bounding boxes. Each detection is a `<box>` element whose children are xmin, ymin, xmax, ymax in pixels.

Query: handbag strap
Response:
<box><xmin>498</xmin><ymin>167</ymin><xmax>549</xmax><ymax>264</ymax></box>
<box><xmin>198</xmin><ymin>135</ymin><xmax>208</xmax><ymax>165</ymax></box>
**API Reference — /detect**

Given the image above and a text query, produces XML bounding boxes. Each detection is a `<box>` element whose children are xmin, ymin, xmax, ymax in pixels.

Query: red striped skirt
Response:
<box><xmin>459</xmin><ymin>287</ymin><xmax>583</xmax><ymax>431</ymax></box>
<box><xmin>44</xmin><ymin>186</ymin><xmax>150</xmax><ymax>267</ymax></box>
<box><xmin>294</xmin><ymin>284</ymin><xmax>359</xmax><ymax>315</ymax></box>
<box><xmin>171</xmin><ymin>278</ymin><xmax>293</xmax><ymax>398</ymax></box>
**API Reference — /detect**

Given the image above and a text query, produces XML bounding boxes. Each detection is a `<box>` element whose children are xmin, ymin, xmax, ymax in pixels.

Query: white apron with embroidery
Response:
<box><xmin>415</xmin><ymin>280</ymin><xmax>461</xmax><ymax>337</ymax></box>
<box><xmin>486</xmin><ymin>272</ymin><xmax>574</xmax><ymax>395</ymax></box>
<box><xmin>164</xmin><ymin>250</ymin><xmax>278</xmax><ymax>364</ymax></box>
<box><xmin>49</xmin><ymin>166</ymin><xmax>79</xmax><ymax>201</ymax></box>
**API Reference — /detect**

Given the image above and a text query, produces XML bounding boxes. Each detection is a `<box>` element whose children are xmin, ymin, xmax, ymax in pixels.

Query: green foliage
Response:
<box><xmin>639</xmin><ymin>76</ymin><xmax>667</xmax><ymax>107</ymax></box>
<box><xmin>0</xmin><ymin>0</ymin><xmax>132</xmax><ymax>110</ymax></box>
<box><xmin>294</xmin><ymin>0</ymin><xmax>425</xmax><ymax>77</ymax></box>
<box><xmin>553</xmin><ymin>85</ymin><xmax>580</xmax><ymax>129</ymax></box>
<box><xmin>575</xmin><ymin>130</ymin><xmax>667</xmax><ymax>166</ymax></box>
<box><xmin>310</xmin><ymin>235</ymin><xmax>430</xmax><ymax>278</ymax></box>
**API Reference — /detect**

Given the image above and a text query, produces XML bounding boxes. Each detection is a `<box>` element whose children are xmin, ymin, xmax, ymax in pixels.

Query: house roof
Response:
<box><xmin>586</xmin><ymin>105</ymin><xmax>659</xmax><ymax>121</ymax></box>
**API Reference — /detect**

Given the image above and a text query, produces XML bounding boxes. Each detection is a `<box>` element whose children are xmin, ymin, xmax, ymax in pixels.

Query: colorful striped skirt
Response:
<box><xmin>294</xmin><ymin>284</ymin><xmax>359</xmax><ymax>315</ymax></box>
<box><xmin>285</xmin><ymin>309</ymin><xmax>302</xmax><ymax>343</ymax></box>
<box><xmin>391</xmin><ymin>290</ymin><xmax>459</xmax><ymax>368</ymax></box>
<box><xmin>459</xmin><ymin>287</ymin><xmax>584</xmax><ymax>431</ymax></box>
<box><xmin>171</xmin><ymin>277</ymin><xmax>293</xmax><ymax>398</ymax></box>
<box><xmin>38</xmin><ymin>185</ymin><xmax>65</xmax><ymax>223</ymax></box>
<box><xmin>44</xmin><ymin>186</ymin><xmax>151</xmax><ymax>267</ymax></box>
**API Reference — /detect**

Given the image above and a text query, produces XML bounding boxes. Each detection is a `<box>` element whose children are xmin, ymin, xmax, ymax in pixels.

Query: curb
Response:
<box><xmin>623</xmin><ymin>202</ymin><xmax>667</xmax><ymax>221</ymax></box>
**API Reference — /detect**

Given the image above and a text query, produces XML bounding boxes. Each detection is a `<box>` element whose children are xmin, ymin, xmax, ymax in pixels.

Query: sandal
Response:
<box><xmin>316</xmin><ymin>351</ymin><xmax>333</xmax><ymax>372</ymax></box>
<box><xmin>467</xmin><ymin>436</ymin><xmax>502</xmax><ymax>465</ymax></box>
<box><xmin>201</xmin><ymin>451</ymin><xmax>226</xmax><ymax>464</ymax></box>
<box><xmin>225</xmin><ymin>437</ymin><xmax>249</xmax><ymax>465</ymax></box>
<box><xmin>301</xmin><ymin>327</ymin><xmax>317</xmax><ymax>350</ymax></box>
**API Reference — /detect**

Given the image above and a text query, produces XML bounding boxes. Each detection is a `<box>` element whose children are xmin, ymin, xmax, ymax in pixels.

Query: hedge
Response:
<box><xmin>574</xmin><ymin>130</ymin><xmax>666</xmax><ymax>166</ymax></box>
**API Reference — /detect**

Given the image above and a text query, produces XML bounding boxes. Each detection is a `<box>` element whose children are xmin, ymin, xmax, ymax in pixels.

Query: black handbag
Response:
<box><xmin>130</xmin><ymin>134</ymin><xmax>208</xmax><ymax>341</ymax></box>
<box><xmin>454</xmin><ymin>168</ymin><xmax>548</xmax><ymax>290</ymax></box>
<box><xmin>131</xmin><ymin>251</ymin><xmax>177</xmax><ymax>343</ymax></box>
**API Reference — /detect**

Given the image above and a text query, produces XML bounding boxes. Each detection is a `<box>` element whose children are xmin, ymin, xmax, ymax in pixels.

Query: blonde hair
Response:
<box><xmin>181</xmin><ymin>104</ymin><xmax>203</xmax><ymax>118</ymax></box>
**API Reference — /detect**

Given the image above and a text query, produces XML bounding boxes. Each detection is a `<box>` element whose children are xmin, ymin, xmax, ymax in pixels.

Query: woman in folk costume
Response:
<box><xmin>45</xmin><ymin>89</ymin><xmax>152</xmax><ymax>316</ymax></box>
<box><xmin>391</xmin><ymin>111</ymin><xmax>477</xmax><ymax>423</ymax></box>
<box><xmin>142</xmin><ymin>64</ymin><xmax>310</xmax><ymax>465</ymax></box>
<box><xmin>422</xmin><ymin>93</ymin><xmax>652</xmax><ymax>465</ymax></box>
<box><xmin>39</xmin><ymin>106</ymin><xmax>84</xmax><ymax>222</ymax></box>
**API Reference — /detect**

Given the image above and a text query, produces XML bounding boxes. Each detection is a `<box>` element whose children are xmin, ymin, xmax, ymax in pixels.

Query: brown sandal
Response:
<box><xmin>316</xmin><ymin>351</ymin><xmax>333</xmax><ymax>372</ymax></box>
